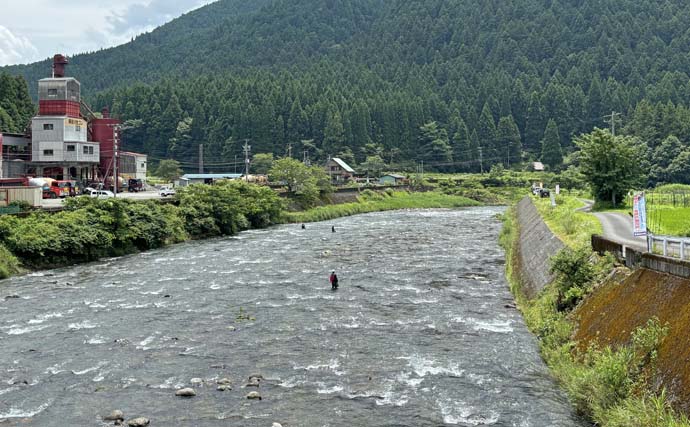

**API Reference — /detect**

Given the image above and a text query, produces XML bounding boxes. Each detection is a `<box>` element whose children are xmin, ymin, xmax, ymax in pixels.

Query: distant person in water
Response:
<box><xmin>301</xmin><ymin>224</ymin><xmax>306</xmax><ymax>230</ymax></box>
<box><xmin>329</xmin><ymin>271</ymin><xmax>339</xmax><ymax>290</ymax></box>
<box><xmin>332</xmin><ymin>225</ymin><xmax>336</xmax><ymax>233</ymax></box>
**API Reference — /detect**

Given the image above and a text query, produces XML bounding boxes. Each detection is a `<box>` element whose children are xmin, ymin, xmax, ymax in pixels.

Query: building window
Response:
<box><xmin>43</xmin><ymin>123</ymin><xmax>54</xmax><ymax>131</ymax></box>
<box><xmin>43</xmin><ymin>149</ymin><xmax>54</xmax><ymax>156</ymax></box>
<box><xmin>48</xmin><ymin>89</ymin><xmax>58</xmax><ymax>98</ymax></box>
<box><xmin>66</xmin><ymin>145</ymin><xmax>75</xmax><ymax>152</ymax></box>
<box><xmin>75</xmin><ymin>125</ymin><xmax>81</xmax><ymax>132</ymax></box>
<box><xmin>83</xmin><ymin>146</ymin><xmax>94</xmax><ymax>155</ymax></box>
<box><xmin>141</xmin><ymin>163</ymin><xmax>145</xmax><ymax>168</ymax></box>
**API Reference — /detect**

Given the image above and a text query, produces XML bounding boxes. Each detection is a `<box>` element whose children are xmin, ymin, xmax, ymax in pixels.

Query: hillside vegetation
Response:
<box><xmin>3</xmin><ymin>0</ymin><xmax>690</xmax><ymax>182</ymax></box>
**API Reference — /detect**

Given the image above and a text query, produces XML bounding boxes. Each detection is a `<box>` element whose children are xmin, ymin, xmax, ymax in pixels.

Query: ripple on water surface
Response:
<box><xmin>0</xmin><ymin>208</ymin><xmax>584</xmax><ymax>426</ymax></box>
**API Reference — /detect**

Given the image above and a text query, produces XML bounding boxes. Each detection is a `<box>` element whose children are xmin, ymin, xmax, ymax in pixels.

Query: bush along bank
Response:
<box><xmin>284</xmin><ymin>189</ymin><xmax>481</xmax><ymax>223</ymax></box>
<box><xmin>500</xmin><ymin>208</ymin><xmax>690</xmax><ymax>426</ymax></box>
<box><xmin>0</xmin><ymin>181</ymin><xmax>283</xmax><ymax>271</ymax></box>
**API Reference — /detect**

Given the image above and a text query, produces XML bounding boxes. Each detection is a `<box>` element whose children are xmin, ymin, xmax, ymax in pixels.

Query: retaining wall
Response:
<box><xmin>514</xmin><ymin>196</ymin><xmax>565</xmax><ymax>298</ymax></box>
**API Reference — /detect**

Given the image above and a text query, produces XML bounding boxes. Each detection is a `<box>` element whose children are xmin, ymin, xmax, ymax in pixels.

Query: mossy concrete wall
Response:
<box><xmin>574</xmin><ymin>268</ymin><xmax>690</xmax><ymax>412</ymax></box>
<box><xmin>514</xmin><ymin>196</ymin><xmax>565</xmax><ymax>298</ymax></box>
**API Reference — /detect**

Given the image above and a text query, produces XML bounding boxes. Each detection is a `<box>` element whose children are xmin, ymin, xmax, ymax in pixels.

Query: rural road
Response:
<box><xmin>580</xmin><ymin>199</ymin><xmax>648</xmax><ymax>252</ymax></box>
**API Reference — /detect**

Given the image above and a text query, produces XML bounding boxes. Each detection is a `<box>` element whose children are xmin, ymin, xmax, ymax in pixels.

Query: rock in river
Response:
<box><xmin>175</xmin><ymin>388</ymin><xmax>196</xmax><ymax>397</ymax></box>
<box><xmin>246</xmin><ymin>391</ymin><xmax>262</xmax><ymax>400</ymax></box>
<box><xmin>104</xmin><ymin>410</ymin><xmax>125</xmax><ymax>421</ymax></box>
<box><xmin>127</xmin><ymin>418</ymin><xmax>150</xmax><ymax>427</ymax></box>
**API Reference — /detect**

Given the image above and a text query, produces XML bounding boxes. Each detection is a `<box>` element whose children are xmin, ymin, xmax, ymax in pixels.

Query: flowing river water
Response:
<box><xmin>0</xmin><ymin>208</ymin><xmax>584</xmax><ymax>426</ymax></box>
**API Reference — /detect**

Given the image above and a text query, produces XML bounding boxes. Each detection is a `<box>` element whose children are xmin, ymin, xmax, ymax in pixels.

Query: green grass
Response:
<box><xmin>501</xmin><ymin>207</ymin><xmax>690</xmax><ymax>427</ymax></box>
<box><xmin>647</xmin><ymin>206</ymin><xmax>690</xmax><ymax>236</ymax></box>
<box><xmin>533</xmin><ymin>195</ymin><xmax>603</xmax><ymax>248</ymax></box>
<box><xmin>284</xmin><ymin>190</ymin><xmax>481</xmax><ymax>223</ymax></box>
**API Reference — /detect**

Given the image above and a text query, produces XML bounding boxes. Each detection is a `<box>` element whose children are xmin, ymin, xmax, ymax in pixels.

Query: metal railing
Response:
<box><xmin>648</xmin><ymin>234</ymin><xmax>690</xmax><ymax>260</ymax></box>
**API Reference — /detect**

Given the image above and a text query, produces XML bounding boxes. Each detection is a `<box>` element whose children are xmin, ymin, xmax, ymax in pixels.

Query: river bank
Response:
<box><xmin>0</xmin><ymin>185</ymin><xmax>480</xmax><ymax>281</ymax></box>
<box><xmin>503</xmin><ymin>197</ymin><xmax>690</xmax><ymax>426</ymax></box>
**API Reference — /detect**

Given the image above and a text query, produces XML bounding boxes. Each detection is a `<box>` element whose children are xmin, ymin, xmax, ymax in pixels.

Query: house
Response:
<box><xmin>325</xmin><ymin>158</ymin><xmax>355</xmax><ymax>184</ymax></box>
<box><xmin>178</xmin><ymin>173</ymin><xmax>243</xmax><ymax>187</ymax></box>
<box><xmin>532</xmin><ymin>161</ymin><xmax>545</xmax><ymax>172</ymax></box>
<box><xmin>379</xmin><ymin>174</ymin><xmax>407</xmax><ymax>186</ymax></box>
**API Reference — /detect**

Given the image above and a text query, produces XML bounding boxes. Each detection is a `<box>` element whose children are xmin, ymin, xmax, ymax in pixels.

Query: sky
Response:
<box><xmin>0</xmin><ymin>0</ymin><xmax>213</xmax><ymax>66</ymax></box>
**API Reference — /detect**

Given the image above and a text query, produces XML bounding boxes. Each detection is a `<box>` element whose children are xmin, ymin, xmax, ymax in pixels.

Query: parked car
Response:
<box><xmin>90</xmin><ymin>190</ymin><xmax>115</xmax><ymax>199</ymax></box>
<box><xmin>159</xmin><ymin>187</ymin><xmax>176</xmax><ymax>197</ymax></box>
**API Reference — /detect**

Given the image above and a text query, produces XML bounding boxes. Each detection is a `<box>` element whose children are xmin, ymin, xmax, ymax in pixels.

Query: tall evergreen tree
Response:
<box><xmin>476</xmin><ymin>103</ymin><xmax>498</xmax><ymax>168</ymax></box>
<box><xmin>541</xmin><ymin>119</ymin><xmax>563</xmax><ymax>170</ymax></box>
<box><xmin>496</xmin><ymin>115</ymin><xmax>522</xmax><ymax>168</ymax></box>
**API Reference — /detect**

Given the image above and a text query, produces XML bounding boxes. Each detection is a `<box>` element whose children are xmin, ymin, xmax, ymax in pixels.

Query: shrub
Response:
<box><xmin>550</xmin><ymin>247</ymin><xmax>596</xmax><ymax>310</ymax></box>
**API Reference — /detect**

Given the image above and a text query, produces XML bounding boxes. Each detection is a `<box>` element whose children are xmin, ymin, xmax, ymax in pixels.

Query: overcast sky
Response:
<box><xmin>0</xmin><ymin>0</ymin><xmax>213</xmax><ymax>66</ymax></box>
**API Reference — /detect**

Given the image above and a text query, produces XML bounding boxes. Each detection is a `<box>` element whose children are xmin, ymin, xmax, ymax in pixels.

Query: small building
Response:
<box><xmin>119</xmin><ymin>151</ymin><xmax>148</xmax><ymax>181</ymax></box>
<box><xmin>532</xmin><ymin>161</ymin><xmax>545</xmax><ymax>172</ymax></box>
<box><xmin>178</xmin><ymin>173</ymin><xmax>243</xmax><ymax>187</ymax></box>
<box><xmin>379</xmin><ymin>174</ymin><xmax>407</xmax><ymax>185</ymax></box>
<box><xmin>0</xmin><ymin>132</ymin><xmax>31</xmax><ymax>178</ymax></box>
<box><xmin>325</xmin><ymin>158</ymin><xmax>355</xmax><ymax>184</ymax></box>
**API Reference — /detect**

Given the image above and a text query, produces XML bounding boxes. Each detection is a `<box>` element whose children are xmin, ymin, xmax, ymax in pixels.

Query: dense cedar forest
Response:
<box><xmin>4</xmin><ymin>0</ymin><xmax>690</xmax><ymax>181</ymax></box>
<box><xmin>0</xmin><ymin>74</ymin><xmax>35</xmax><ymax>134</ymax></box>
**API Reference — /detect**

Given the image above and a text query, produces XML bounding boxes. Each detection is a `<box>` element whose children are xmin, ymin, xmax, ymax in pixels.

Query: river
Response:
<box><xmin>0</xmin><ymin>207</ymin><xmax>583</xmax><ymax>426</ymax></box>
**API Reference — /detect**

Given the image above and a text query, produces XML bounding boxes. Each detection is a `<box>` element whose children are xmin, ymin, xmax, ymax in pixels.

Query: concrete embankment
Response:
<box><xmin>513</xmin><ymin>196</ymin><xmax>565</xmax><ymax>298</ymax></box>
<box><xmin>514</xmin><ymin>195</ymin><xmax>690</xmax><ymax>413</ymax></box>
<box><xmin>573</xmin><ymin>268</ymin><xmax>690</xmax><ymax>412</ymax></box>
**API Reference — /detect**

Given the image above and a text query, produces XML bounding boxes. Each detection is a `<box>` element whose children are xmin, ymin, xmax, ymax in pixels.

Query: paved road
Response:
<box><xmin>580</xmin><ymin>199</ymin><xmax>648</xmax><ymax>252</ymax></box>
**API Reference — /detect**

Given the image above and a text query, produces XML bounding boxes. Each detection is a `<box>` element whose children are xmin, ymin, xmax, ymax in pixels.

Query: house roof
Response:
<box><xmin>181</xmin><ymin>173</ymin><xmax>243</xmax><ymax>180</ymax></box>
<box><xmin>382</xmin><ymin>174</ymin><xmax>406</xmax><ymax>179</ymax></box>
<box><xmin>532</xmin><ymin>161</ymin><xmax>545</xmax><ymax>171</ymax></box>
<box><xmin>332</xmin><ymin>158</ymin><xmax>355</xmax><ymax>173</ymax></box>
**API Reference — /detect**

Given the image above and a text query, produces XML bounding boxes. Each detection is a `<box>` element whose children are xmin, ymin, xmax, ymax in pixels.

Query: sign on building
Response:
<box><xmin>632</xmin><ymin>193</ymin><xmax>647</xmax><ymax>237</ymax></box>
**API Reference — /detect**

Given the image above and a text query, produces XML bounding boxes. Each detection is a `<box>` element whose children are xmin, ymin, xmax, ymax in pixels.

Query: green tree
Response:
<box><xmin>418</xmin><ymin>121</ymin><xmax>452</xmax><ymax>170</ymax></box>
<box><xmin>496</xmin><ymin>115</ymin><xmax>522</xmax><ymax>168</ymax></box>
<box><xmin>156</xmin><ymin>159</ymin><xmax>183</xmax><ymax>182</ymax></box>
<box><xmin>251</xmin><ymin>153</ymin><xmax>274</xmax><ymax>175</ymax></box>
<box><xmin>576</xmin><ymin>129</ymin><xmax>646</xmax><ymax>206</ymax></box>
<box><xmin>541</xmin><ymin>119</ymin><xmax>563</xmax><ymax>170</ymax></box>
<box><xmin>268</xmin><ymin>157</ymin><xmax>320</xmax><ymax>207</ymax></box>
<box><xmin>361</xmin><ymin>155</ymin><xmax>386</xmax><ymax>178</ymax></box>
<box><xmin>477</xmin><ymin>104</ymin><xmax>497</xmax><ymax>168</ymax></box>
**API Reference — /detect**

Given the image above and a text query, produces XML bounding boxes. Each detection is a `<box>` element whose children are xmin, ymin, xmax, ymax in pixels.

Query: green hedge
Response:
<box><xmin>0</xmin><ymin>180</ymin><xmax>283</xmax><ymax>270</ymax></box>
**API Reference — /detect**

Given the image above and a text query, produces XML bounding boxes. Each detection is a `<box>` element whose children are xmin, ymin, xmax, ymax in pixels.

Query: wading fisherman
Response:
<box><xmin>301</xmin><ymin>223</ymin><xmax>306</xmax><ymax>229</ymax></box>
<box><xmin>332</xmin><ymin>225</ymin><xmax>336</xmax><ymax>233</ymax></box>
<box><xmin>329</xmin><ymin>271</ymin><xmax>339</xmax><ymax>290</ymax></box>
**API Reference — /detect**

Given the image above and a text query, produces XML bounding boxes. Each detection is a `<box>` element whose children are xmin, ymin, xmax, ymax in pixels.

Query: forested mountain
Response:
<box><xmin>5</xmin><ymin>0</ymin><xmax>690</xmax><ymax>179</ymax></box>
<box><xmin>0</xmin><ymin>73</ymin><xmax>34</xmax><ymax>134</ymax></box>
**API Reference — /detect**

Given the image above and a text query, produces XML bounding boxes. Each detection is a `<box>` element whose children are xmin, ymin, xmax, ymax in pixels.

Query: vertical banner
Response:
<box><xmin>555</xmin><ymin>184</ymin><xmax>560</xmax><ymax>195</ymax></box>
<box><xmin>633</xmin><ymin>193</ymin><xmax>647</xmax><ymax>237</ymax></box>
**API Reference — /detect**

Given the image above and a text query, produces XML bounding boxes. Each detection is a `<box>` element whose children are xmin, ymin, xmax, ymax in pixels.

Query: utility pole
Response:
<box><xmin>234</xmin><ymin>155</ymin><xmax>237</xmax><ymax>174</ymax></box>
<box><xmin>198</xmin><ymin>144</ymin><xmax>204</xmax><ymax>174</ymax></box>
<box><xmin>303</xmin><ymin>150</ymin><xmax>310</xmax><ymax>166</ymax></box>
<box><xmin>604</xmin><ymin>111</ymin><xmax>622</xmax><ymax>136</ymax></box>
<box><xmin>243</xmin><ymin>140</ymin><xmax>251</xmax><ymax>182</ymax></box>
<box><xmin>328</xmin><ymin>155</ymin><xmax>332</xmax><ymax>183</ymax></box>
<box><xmin>286</xmin><ymin>143</ymin><xmax>293</xmax><ymax>158</ymax></box>
<box><xmin>479</xmin><ymin>146</ymin><xmax>484</xmax><ymax>174</ymax></box>
<box><xmin>421</xmin><ymin>160</ymin><xmax>424</xmax><ymax>180</ymax></box>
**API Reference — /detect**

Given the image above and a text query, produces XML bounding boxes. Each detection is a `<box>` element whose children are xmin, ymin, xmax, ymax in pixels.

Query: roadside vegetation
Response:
<box><xmin>532</xmin><ymin>195</ymin><xmax>602</xmax><ymax>248</ymax></box>
<box><xmin>0</xmin><ymin>181</ymin><xmax>282</xmax><ymax>270</ymax></box>
<box><xmin>501</xmin><ymin>208</ymin><xmax>690</xmax><ymax>426</ymax></box>
<box><xmin>285</xmin><ymin>189</ymin><xmax>479</xmax><ymax>223</ymax></box>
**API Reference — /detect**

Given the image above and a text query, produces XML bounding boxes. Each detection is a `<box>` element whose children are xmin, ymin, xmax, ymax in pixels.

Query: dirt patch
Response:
<box><xmin>573</xmin><ymin>268</ymin><xmax>690</xmax><ymax>411</ymax></box>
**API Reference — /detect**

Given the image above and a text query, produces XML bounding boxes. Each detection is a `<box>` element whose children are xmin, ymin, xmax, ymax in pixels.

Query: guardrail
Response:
<box><xmin>648</xmin><ymin>235</ymin><xmax>690</xmax><ymax>261</ymax></box>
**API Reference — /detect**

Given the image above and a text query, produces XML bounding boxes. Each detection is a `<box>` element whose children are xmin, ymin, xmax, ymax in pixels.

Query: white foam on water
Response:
<box><xmin>68</xmin><ymin>320</ymin><xmax>98</xmax><ymax>330</ymax></box>
<box><xmin>316</xmin><ymin>383</ymin><xmax>344</xmax><ymax>395</ymax></box>
<box><xmin>139</xmin><ymin>288</ymin><xmax>163</xmax><ymax>295</ymax></box>
<box><xmin>84</xmin><ymin>335</ymin><xmax>107</xmax><ymax>345</ymax></box>
<box><xmin>396</xmin><ymin>372</ymin><xmax>424</xmax><ymax>388</ymax></box>
<box><xmin>293</xmin><ymin>359</ymin><xmax>345</xmax><ymax>376</ymax></box>
<box><xmin>45</xmin><ymin>364</ymin><xmax>66</xmax><ymax>375</ymax></box>
<box><xmin>137</xmin><ymin>334</ymin><xmax>157</xmax><ymax>350</ymax></box>
<box><xmin>399</xmin><ymin>355</ymin><xmax>464</xmax><ymax>378</ymax></box>
<box><xmin>471</xmin><ymin>318</ymin><xmax>513</xmax><ymax>333</ymax></box>
<box><xmin>71</xmin><ymin>361</ymin><xmax>107</xmax><ymax>376</ymax></box>
<box><xmin>0</xmin><ymin>402</ymin><xmax>51</xmax><ymax>419</ymax></box>
<box><xmin>375</xmin><ymin>390</ymin><xmax>409</xmax><ymax>407</ymax></box>
<box><xmin>28</xmin><ymin>312</ymin><xmax>64</xmax><ymax>324</ymax></box>
<box><xmin>409</xmin><ymin>297</ymin><xmax>439</xmax><ymax>304</ymax></box>
<box><xmin>118</xmin><ymin>302</ymin><xmax>152</xmax><ymax>309</ymax></box>
<box><xmin>7</xmin><ymin>324</ymin><xmax>50</xmax><ymax>335</ymax></box>
<box><xmin>209</xmin><ymin>284</ymin><xmax>222</xmax><ymax>290</ymax></box>
<box><xmin>439</xmin><ymin>400</ymin><xmax>500</xmax><ymax>426</ymax></box>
